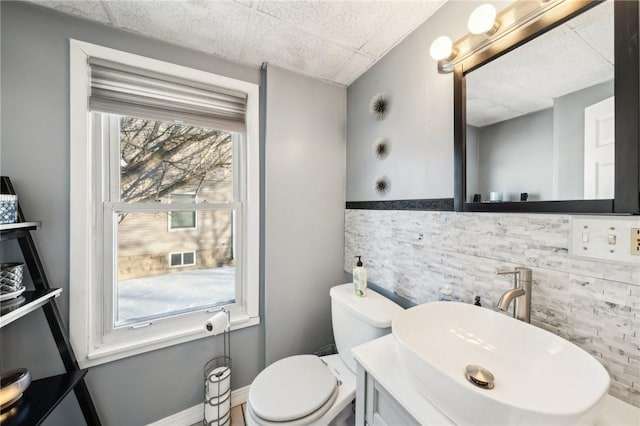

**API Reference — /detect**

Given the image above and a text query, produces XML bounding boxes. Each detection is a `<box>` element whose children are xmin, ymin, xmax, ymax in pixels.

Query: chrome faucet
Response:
<box><xmin>496</xmin><ymin>267</ymin><xmax>532</xmax><ymax>323</ymax></box>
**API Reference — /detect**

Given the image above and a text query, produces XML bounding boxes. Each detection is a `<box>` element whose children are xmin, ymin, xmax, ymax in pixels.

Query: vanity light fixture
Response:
<box><xmin>467</xmin><ymin>4</ymin><xmax>499</xmax><ymax>35</ymax></box>
<box><xmin>429</xmin><ymin>35</ymin><xmax>455</xmax><ymax>61</ymax></box>
<box><xmin>430</xmin><ymin>0</ymin><xmax>566</xmax><ymax>73</ymax></box>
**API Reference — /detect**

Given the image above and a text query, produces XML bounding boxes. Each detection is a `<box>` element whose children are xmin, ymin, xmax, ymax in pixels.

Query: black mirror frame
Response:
<box><xmin>454</xmin><ymin>0</ymin><xmax>639</xmax><ymax>214</ymax></box>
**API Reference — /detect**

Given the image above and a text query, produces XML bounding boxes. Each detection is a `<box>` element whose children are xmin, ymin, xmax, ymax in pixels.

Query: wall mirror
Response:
<box><xmin>454</xmin><ymin>0</ymin><xmax>639</xmax><ymax>214</ymax></box>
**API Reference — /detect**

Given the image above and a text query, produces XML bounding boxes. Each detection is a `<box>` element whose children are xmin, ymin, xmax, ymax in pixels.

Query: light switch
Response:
<box><xmin>570</xmin><ymin>216</ymin><xmax>640</xmax><ymax>264</ymax></box>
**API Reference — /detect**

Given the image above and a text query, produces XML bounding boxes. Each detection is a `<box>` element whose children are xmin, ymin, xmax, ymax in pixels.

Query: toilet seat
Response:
<box><xmin>248</xmin><ymin>355</ymin><xmax>339</xmax><ymax>425</ymax></box>
<box><xmin>247</xmin><ymin>386</ymin><xmax>339</xmax><ymax>426</ymax></box>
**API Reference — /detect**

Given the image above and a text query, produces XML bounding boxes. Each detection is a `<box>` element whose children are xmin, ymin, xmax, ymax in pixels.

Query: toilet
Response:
<box><xmin>246</xmin><ymin>283</ymin><xmax>403</xmax><ymax>426</ymax></box>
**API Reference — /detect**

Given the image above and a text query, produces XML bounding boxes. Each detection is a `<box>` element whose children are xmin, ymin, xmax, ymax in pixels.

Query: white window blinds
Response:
<box><xmin>88</xmin><ymin>58</ymin><xmax>247</xmax><ymax>132</ymax></box>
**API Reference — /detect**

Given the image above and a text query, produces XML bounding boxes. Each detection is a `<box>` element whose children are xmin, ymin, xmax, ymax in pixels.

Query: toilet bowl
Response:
<box><xmin>246</xmin><ymin>283</ymin><xmax>403</xmax><ymax>426</ymax></box>
<box><xmin>246</xmin><ymin>354</ymin><xmax>354</xmax><ymax>426</ymax></box>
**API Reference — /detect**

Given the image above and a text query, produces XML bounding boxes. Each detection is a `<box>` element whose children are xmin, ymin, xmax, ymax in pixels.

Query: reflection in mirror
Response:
<box><xmin>465</xmin><ymin>1</ymin><xmax>613</xmax><ymax>203</ymax></box>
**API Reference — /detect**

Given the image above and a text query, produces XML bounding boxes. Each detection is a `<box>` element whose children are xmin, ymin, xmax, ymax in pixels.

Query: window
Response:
<box><xmin>69</xmin><ymin>41</ymin><xmax>260</xmax><ymax>367</ymax></box>
<box><xmin>169</xmin><ymin>251</ymin><xmax>196</xmax><ymax>267</ymax></box>
<box><xmin>169</xmin><ymin>194</ymin><xmax>197</xmax><ymax>230</ymax></box>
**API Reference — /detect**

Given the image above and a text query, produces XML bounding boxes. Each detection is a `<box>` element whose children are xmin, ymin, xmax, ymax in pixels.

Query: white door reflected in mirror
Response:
<box><xmin>584</xmin><ymin>96</ymin><xmax>615</xmax><ymax>200</ymax></box>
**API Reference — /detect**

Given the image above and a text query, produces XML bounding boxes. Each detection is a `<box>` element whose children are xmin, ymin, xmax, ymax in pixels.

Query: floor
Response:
<box><xmin>230</xmin><ymin>404</ymin><xmax>247</xmax><ymax>426</ymax></box>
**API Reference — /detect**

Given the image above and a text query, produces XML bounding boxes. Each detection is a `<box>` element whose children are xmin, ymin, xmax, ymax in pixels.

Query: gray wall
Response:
<box><xmin>347</xmin><ymin>4</ymin><xmax>459</xmax><ymax>200</ymax></box>
<box><xmin>264</xmin><ymin>66</ymin><xmax>346</xmax><ymax>365</ymax></box>
<box><xmin>553</xmin><ymin>80</ymin><xmax>614</xmax><ymax>199</ymax></box>
<box><xmin>0</xmin><ymin>2</ymin><xmax>341</xmax><ymax>425</ymax></box>
<box><xmin>476</xmin><ymin>108</ymin><xmax>554</xmax><ymax>201</ymax></box>
<box><xmin>346</xmin><ymin>1</ymin><xmax>511</xmax><ymax>201</ymax></box>
<box><xmin>465</xmin><ymin>125</ymin><xmax>480</xmax><ymax>199</ymax></box>
<box><xmin>0</xmin><ymin>3</ymin><xmax>261</xmax><ymax>424</ymax></box>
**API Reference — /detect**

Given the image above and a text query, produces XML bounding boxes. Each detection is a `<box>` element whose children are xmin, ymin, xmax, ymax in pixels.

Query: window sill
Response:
<box><xmin>79</xmin><ymin>314</ymin><xmax>260</xmax><ymax>368</ymax></box>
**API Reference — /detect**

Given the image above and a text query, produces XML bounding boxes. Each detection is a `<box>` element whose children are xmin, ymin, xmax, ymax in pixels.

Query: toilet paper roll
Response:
<box><xmin>204</xmin><ymin>393</ymin><xmax>231</xmax><ymax>426</ymax></box>
<box><xmin>205</xmin><ymin>311</ymin><xmax>230</xmax><ymax>335</ymax></box>
<box><xmin>207</xmin><ymin>366</ymin><xmax>231</xmax><ymax>396</ymax></box>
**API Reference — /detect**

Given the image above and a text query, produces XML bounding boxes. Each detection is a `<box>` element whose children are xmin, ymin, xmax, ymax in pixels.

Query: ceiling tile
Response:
<box><xmin>467</xmin><ymin>102</ymin><xmax>523</xmax><ymax>128</ymax></box>
<box><xmin>331</xmin><ymin>53</ymin><xmax>375</xmax><ymax>86</ymax></box>
<box><xmin>499</xmin><ymin>25</ymin><xmax>612</xmax><ymax>100</ymax></box>
<box><xmin>29</xmin><ymin>0</ymin><xmax>111</xmax><ymax>24</ymax></box>
<box><xmin>22</xmin><ymin>0</ymin><xmax>450</xmax><ymax>85</ymax></box>
<box><xmin>566</xmin><ymin>0</ymin><xmax>612</xmax><ymax>30</ymax></box>
<box><xmin>107</xmin><ymin>1</ymin><xmax>252</xmax><ymax>62</ymax></box>
<box><xmin>361</xmin><ymin>0</ymin><xmax>446</xmax><ymax>57</ymax></box>
<box><xmin>572</xmin><ymin>2</ymin><xmax>614</xmax><ymax>64</ymax></box>
<box><xmin>256</xmin><ymin>1</ymin><xmax>400</xmax><ymax>50</ymax></box>
<box><xmin>241</xmin><ymin>12</ymin><xmax>353</xmax><ymax>80</ymax></box>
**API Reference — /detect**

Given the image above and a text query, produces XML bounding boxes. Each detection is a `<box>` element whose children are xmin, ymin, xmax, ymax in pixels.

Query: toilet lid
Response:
<box><xmin>249</xmin><ymin>355</ymin><xmax>337</xmax><ymax>422</ymax></box>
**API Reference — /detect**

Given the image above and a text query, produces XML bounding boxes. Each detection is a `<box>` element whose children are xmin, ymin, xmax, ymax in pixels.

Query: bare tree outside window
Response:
<box><xmin>119</xmin><ymin>117</ymin><xmax>233</xmax><ymax>204</ymax></box>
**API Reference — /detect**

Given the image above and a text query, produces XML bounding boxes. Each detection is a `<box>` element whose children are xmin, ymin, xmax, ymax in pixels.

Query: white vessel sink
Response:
<box><xmin>392</xmin><ymin>302</ymin><xmax>610</xmax><ymax>425</ymax></box>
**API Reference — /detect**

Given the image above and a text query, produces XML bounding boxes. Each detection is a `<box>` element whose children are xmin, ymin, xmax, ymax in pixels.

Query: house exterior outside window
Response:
<box><xmin>169</xmin><ymin>194</ymin><xmax>197</xmax><ymax>230</ymax></box>
<box><xmin>69</xmin><ymin>40</ymin><xmax>260</xmax><ymax>367</ymax></box>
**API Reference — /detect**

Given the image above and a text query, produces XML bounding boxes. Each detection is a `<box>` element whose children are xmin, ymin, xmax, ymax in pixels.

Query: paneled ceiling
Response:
<box><xmin>27</xmin><ymin>0</ymin><xmax>447</xmax><ymax>86</ymax></box>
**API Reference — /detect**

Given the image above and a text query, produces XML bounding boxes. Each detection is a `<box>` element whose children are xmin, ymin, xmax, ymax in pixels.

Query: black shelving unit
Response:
<box><xmin>0</xmin><ymin>289</ymin><xmax>61</xmax><ymax>328</ymax></box>
<box><xmin>1</xmin><ymin>370</ymin><xmax>88</xmax><ymax>426</ymax></box>
<box><xmin>0</xmin><ymin>176</ymin><xmax>101</xmax><ymax>425</ymax></box>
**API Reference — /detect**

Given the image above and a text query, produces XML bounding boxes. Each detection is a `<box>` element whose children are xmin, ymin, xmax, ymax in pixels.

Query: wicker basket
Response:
<box><xmin>0</xmin><ymin>263</ymin><xmax>24</xmax><ymax>293</ymax></box>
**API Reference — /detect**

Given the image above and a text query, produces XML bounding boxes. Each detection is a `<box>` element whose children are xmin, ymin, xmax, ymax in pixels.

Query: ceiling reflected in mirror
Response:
<box><xmin>466</xmin><ymin>1</ymin><xmax>613</xmax><ymax>127</ymax></box>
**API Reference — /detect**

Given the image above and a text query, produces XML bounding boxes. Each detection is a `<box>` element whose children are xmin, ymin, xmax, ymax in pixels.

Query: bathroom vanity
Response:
<box><xmin>352</xmin><ymin>334</ymin><xmax>640</xmax><ymax>426</ymax></box>
<box><xmin>352</xmin><ymin>334</ymin><xmax>453</xmax><ymax>425</ymax></box>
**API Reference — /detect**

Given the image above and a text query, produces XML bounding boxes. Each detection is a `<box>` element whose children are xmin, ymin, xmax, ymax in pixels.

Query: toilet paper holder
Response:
<box><xmin>205</xmin><ymin>310</ymin><xmax>231</xmax><ymax>335</ymax></box>
<box><xmin>204</xmin><ymin>310</ymin><xmax>231</xmax><ymax>426</ymax></box>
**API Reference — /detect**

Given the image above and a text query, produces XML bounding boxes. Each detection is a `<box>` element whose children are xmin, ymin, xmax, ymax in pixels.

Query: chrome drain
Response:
<box><xmin>464</xmin><ymin>365</ymin><xmax>495</xmax><ymax>389</ymax></box>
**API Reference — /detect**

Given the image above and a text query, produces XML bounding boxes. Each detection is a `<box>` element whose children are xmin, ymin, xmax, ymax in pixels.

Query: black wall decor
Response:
<box><xmin>374</xmin><ymin>137</ymin><xmax>390</xmax><ymax>160</ymax></box>
<box><xmin>369</xmin><ymin>93</ymin><xmax>389</xmax><ymax>120</ymax></box>
<box><xmin>374</xmin><ymin>176</ymin><xmax>390</xmax><ymax>196</ymax></box>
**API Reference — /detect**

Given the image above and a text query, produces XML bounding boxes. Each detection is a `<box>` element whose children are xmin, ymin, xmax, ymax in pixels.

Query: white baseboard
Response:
<box><xmin>230</xmin><ymin>385</ymin><xmax>250</xmax><ymax>408</ymax></box>
<box><xmin>148</xmin><ymin>385</ymin><xmax>250</xmax><ymax>426</ymax></box>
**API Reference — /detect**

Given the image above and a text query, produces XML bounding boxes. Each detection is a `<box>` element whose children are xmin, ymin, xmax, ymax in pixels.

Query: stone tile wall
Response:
<box><xmin>344</xmin><ymin>209</ymin><xmax>640</xmax><ymax>407</ymax></box>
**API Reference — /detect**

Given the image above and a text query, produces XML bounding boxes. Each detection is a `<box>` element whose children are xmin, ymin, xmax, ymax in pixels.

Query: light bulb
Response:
<box><xmin>429</xmin><ymin>36</ymin><xmax>453</xmax><ymax>61</ymax></box>
<box><xmin>468</xmin><ymin>4</ymin><xmax>497</xmax><ymax>35</ymax></box>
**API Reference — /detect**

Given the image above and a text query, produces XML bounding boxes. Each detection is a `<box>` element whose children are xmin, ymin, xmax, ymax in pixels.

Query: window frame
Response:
<box><xmin>69</xmin><ymin>40</ymin><xmax>260</xmax><ymax>368</ymax></box>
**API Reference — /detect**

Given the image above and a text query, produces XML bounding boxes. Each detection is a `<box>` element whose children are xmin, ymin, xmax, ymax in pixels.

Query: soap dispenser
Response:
<box><xmin>353</xmin><ymin>256</ymin><xmax>368</xmax><ymax>297</ymax></box>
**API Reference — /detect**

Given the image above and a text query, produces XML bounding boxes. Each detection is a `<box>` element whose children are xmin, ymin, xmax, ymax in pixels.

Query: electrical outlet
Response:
<box><xmin>632</xmin><ymin>228</ymin><xmax>640</xmax><ymax>256</ymax></box>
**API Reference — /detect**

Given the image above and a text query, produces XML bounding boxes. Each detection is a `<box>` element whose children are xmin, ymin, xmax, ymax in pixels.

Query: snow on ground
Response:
<box><xmin>116</xmin><ymin>266</ymin><xmax>235</xmax><ymax>325</ymax></box>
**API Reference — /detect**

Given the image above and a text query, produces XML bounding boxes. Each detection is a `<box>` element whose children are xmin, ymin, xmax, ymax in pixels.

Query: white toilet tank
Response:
<box><xmin>330</xmin><ymin>283</ymin><xmax>404</xmax><ymax>372</ymax></box>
